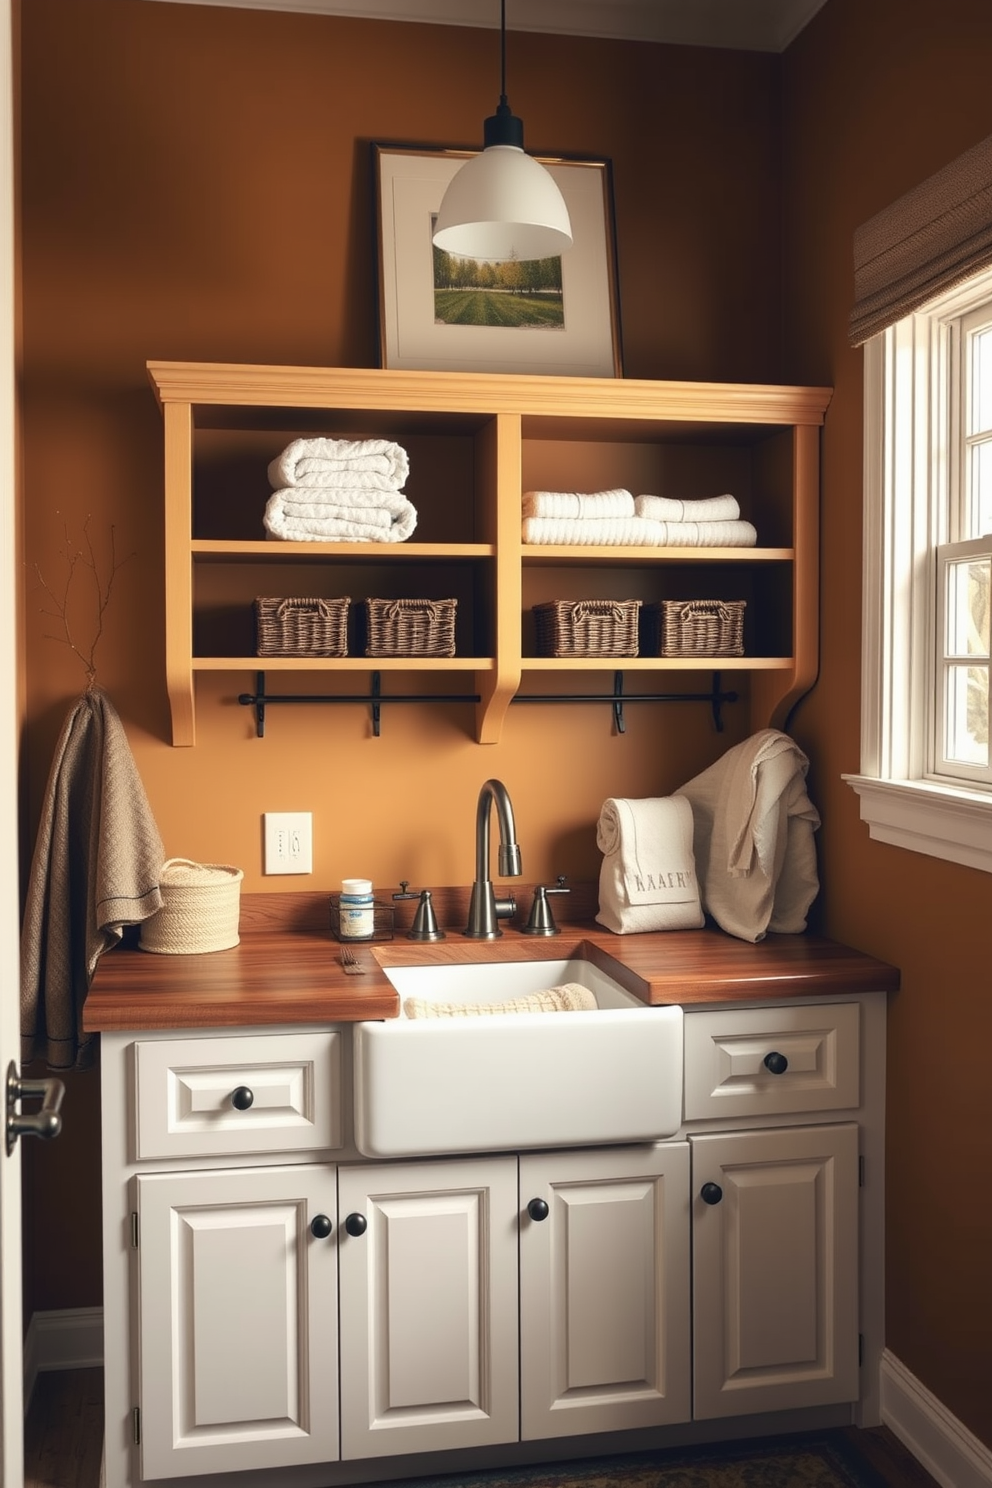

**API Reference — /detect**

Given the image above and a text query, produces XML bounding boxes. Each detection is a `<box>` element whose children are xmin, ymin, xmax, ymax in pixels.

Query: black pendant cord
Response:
<box><xmin>499</xmin><ymin>0</ymin><xmax>507</xmax><ymax>108</ymax></box>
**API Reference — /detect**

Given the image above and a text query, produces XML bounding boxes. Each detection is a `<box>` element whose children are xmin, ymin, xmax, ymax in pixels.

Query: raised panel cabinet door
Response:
<box><xmin>338</xmin><ymin>1155</ymin><xmax>519</xmax><ymax>1460</ymax></box>
<box><xmin>135</xmin><ymin>1165</ymin><xmax>339</xmax><ymax>1480</ymax></box>
<box><xmin>519</xmin><ymin>1142</ymin><xmax>691</xmax><ymax>1440</ymax></box>
<box><xmin>691</xmin><ymin>1122</ymin><xmax>859</xmax><ymax>1420</ymax></box>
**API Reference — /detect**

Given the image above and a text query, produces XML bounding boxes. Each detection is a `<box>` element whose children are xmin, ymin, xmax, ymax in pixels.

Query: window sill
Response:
<box><xmin>843</xmin><ymin>774</ymin><xmax>992</xmax><ymax>874</ymax></box>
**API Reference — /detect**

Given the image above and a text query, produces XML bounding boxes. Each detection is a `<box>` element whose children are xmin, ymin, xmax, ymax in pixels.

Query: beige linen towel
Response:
<box><xmin>595</xmin><ymin>796</ymin><xmax>704</xmax><ymax>933</ymax></box>
<box><xmin>404</xmin><ymin>983</ymin><xmax>597</xmax><ymax>1018</ymax></box>
<box><xmin>675</xmin><ymin>729</ymin><xmax>820</xmax><ymax>943</ymax></box>
<box><xmin>20</xmin><ymin>689</ymin><xmax>164</xmax><ymax>1070</ymax></box>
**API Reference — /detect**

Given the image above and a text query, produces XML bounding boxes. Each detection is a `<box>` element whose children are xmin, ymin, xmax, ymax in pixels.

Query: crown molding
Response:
<box><xmin>142</xmin><ymin>0</ymin><xmax>829</xmax><ymax>54</ymax></box>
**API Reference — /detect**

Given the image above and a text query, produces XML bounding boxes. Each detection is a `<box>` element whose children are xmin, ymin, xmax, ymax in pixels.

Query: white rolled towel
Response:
<box><xmin>268</xmin><ymin>437</ymin><xmax>410</xmax><ymax>490</ymax></box>
<box><xmin>264</xmin><ymin>491</ymin><xmax>418</xmax><ymax>543</ymax></box>
<box><xmin>522</xmin><ymin>489</ymin><xmax>635</xmax><ymax>519</ymax></box>
<box><xmin>675</xmin><ymin>729</ymin><xmax>820</xmax><ymax>943</ymax></box>
<box><xmin>595</xmin><ymin>796</ymin><xmax>704</xmax><ymax>934</ymax></box>
<box><xmin>647</xmin><ymin>519</ymin><xmax>757</xmax><ymax>547</ymax></box>
<box><xmin>635</xmin><ymin>493</ymin><xmax>741</xmax><ymax>523</ymax></box>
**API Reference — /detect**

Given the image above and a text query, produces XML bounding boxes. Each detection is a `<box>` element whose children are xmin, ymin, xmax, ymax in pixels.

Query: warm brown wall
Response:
<box><xmin>17</xmin><ymin>5</ymin><xmax>782</xmax><ymax>1315</ymax></box>
<box><xmin>781</xmin><ymin>0</ymin><xmax>992</xmax><ymax>1448</ymax></box>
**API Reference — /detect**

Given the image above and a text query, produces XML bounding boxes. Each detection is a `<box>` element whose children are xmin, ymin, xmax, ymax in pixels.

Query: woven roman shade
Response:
<box><xmin>849</xmin><ymin>132</ymin><xmax>992</xmax><ymax>346</ymax></box>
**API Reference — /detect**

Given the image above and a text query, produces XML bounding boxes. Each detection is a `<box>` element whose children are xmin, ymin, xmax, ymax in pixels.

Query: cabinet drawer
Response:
<box><xmin>683</xmin><ymin>1003</ymin><xmax>859</xmax><ymax>1120</ymax></box>
<box><xmin>132</xmin><ymin>1032</ymin><xmax>343</xmax><ymax>1159</ymax></box>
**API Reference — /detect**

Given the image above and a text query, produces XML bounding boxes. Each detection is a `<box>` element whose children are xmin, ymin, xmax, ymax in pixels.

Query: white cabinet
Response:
<box><xmin>691</xmin><ymin>1122</ymin><xmax>860</xmax><ymax>1420</ymax></box>
<box><xmin>519</xmin><ymin>1143</ymin><xmax>691</xmax><ymax>1439</ymax></box>
<box><xmin>337</xmin><ymin>1156</ymin><xmax>519</xmax><ymax>1460</ymax></box>
<box><xmin>134</xmin><ymin>1164</ymin><xmax>339</xmax><ymax>1481</ymax></box>
<box><xmin>99</xmin><ymin>988</ymin><xmax>885</xmax><ymax>1488</ymax></box>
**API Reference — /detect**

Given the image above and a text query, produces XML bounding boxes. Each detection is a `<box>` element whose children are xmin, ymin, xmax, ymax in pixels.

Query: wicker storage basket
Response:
<box><xmin>139</xmin><ymin>858</ymin><xmax>244</xmax><ymax>955</ymax></box>
<box><xmin>362</xmin><ymin>598</ymin><xmax>457</xmax><ymax>657</ymax></box>
<box><xmin>533</xmin><ymin>599</ymin><xmax>641</xmax><ymax>658</ymax></box>
<box><xmin>647</xmin><ymin>599</ymin><xmax>746</xmax><ymax>658</ymax></box>
<box><xmin>255</xmin><ymin>596</ymin><xmax>350</xmax><ymax>658</ymax></box>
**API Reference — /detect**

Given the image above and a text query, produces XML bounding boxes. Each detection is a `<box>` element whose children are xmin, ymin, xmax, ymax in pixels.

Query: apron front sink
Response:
<box><xmin>353</xmin><ymin>956</ymin><xmax>683</xmax><ymax>1158</ymax></box>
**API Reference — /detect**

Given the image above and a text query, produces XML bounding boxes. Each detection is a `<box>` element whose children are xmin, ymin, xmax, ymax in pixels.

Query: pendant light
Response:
<box><xmin>432</xmin><ymin>0</ymin><xmax>573</xmax><ymax>263</ymax></box>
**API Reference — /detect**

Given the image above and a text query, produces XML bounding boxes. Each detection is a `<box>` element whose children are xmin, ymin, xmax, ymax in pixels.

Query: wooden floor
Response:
<box><xmin>23</xmin><ymin>1369</ymin><xmax>941</xmax><ymax>1488</ymax></box>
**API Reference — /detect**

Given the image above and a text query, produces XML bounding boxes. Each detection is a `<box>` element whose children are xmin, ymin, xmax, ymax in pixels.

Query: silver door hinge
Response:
<box><xmin>132</xmin><ymin>1406</ymin><xmax>141</xmax><ymax>1445</ymax></box>
<box><xmin>130</xmin><ymin>1212</ymin><xmax>139</xmax><ymax>1249</ymax></box>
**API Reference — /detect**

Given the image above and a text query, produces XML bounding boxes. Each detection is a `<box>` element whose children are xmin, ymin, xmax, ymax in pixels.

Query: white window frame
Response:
<box><xmin>844</xmin><ymin>266</ymin><xmax>992</xmax><ymax>873</ymax></box>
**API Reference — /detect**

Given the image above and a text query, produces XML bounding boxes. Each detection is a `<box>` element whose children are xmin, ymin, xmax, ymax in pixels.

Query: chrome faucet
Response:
<box><xmin>464</xmin><ymin>779</ymin><xmax>522</xmax><ymax>938</ymax></box>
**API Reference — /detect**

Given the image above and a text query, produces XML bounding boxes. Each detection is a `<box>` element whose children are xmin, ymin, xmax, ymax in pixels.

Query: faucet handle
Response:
<box><xmin>407</xmin><ymin>888</ymin><xmax>445</xmax><ymax>942</ymax></box>
<box><xmin>392</xmin><ymin>880</ymin><xmax>419</xmax><ymax>901</ymax></box>
<box><xmin>522</xmin><ymin>878</ymin><xmax>569</xmax><ymax>937</ymax></box>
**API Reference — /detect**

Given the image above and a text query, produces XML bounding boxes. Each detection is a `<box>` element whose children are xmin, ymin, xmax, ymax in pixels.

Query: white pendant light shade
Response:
<box><xmin>433</xmin><ymin>145</ymin><xmax>573</xmax><ymax>262</ymax></box>
<box><xmin>431</xmin><ymin>1</ymin><xmax>573</xmax><ymax>263</ymax></box>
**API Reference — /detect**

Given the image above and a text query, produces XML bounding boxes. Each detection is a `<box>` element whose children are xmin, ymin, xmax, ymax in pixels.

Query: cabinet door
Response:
<box><xmin>692</xmin><ymin>1123</ymin><xmax>859</xmax><ymax>1420</ymax></box>
<box><xmin>135</xmin><ymin>1165</ymin><xmax>338</xmax><ymax>1480</ymax></box>
<box><xmin>519</xmin><ymin>1143</ymin><xmax>691</xmax><ymax>1440</ymax></box>
<box><xmin>338</xmin><ymin>1155</ymin><xmax>519</xmax><ymax>1459</ymax></box>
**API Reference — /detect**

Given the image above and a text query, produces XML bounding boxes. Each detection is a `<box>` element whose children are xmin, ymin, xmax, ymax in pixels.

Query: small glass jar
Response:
<box><xmin>339</xmin><ymin>878</ymin><xmax>375</xmax><ymax>940</ymax></box>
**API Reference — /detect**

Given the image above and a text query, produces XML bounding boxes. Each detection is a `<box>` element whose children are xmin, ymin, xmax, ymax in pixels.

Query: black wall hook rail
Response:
<box><xmin>239</xmin><ymin>670</ymin><xmax>737</xmax><ymax>737</ymax></box>
<box><xmin>511</xmin><ymin>671</ymin><xmax>737</xmax><ymax>734</ymax></box>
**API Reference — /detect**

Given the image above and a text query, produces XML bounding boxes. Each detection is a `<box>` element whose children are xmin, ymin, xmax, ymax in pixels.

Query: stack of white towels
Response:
<box><xmin>521</xmin><ymin>488</ymin><xmax>757</xmax><ymax>547</ymax></box>
<box><xmin>264</xmin><ymin>437</ymin><xmax>418</xmax><ymax>543</ymax></box>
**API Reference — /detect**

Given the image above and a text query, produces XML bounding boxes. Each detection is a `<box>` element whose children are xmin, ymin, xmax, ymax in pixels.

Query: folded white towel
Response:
<box><xmin>522</xmin><ymin>515</ymin><xmax>668</xmax><ymax>545</ymax></box>
<box><xmin>522</xmin><ymin>489</ymin><xmax>635</xmax><ymax>519</ymax></box>
<box><xmin>652</xmin><ymin>519</ymin><xmax>756</xmax><ymax>547</ymax></box>
<box><xmin>521</xmin><ymin>515</ymin><xmax>757</xmax><ymax>547</ymax></box>
<box><xmin>274</xmin><ymin>501</ymin><xmax>392</xmax><ymax>529</ymax></box>
<box><xmin>276</xmin><ymin>484</ymin><xmax>414</xmax><ymax>519</ymax></box>
<box><xmin>675</xmin><ymin>729</ymin><xmax>820</xmax><ymax>943</ymax></box>
<box><xmin>595</xmin><ymin>796</ymin><xmax>704</xmax><ymax>934</ymax></box>
<box><xmin>635</xmin><ymin>493</ymin><xmax>741</xmax><ymax>523</ymax></box>
<box><xmin>273</xmin><ymin>468</ymin><xmax>408</xmax><ymax>494</ymax></box>
<box><xmin>268</xmin><ymin>437</ymin><xmax>409</xmax><ymax>490</ymax></box>
<box><xmin>264</xmin><ymin>490</ymin><xmax>418</xmax><ymax>543</ymax></box>
<box><xmin>403</xmin><ymin>983</ymin><xmax>598</xmax><ymax>1019</ymax></box>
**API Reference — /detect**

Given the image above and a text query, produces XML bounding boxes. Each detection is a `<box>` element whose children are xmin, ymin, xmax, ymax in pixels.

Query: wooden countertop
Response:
<box><xmin>82</xmin><ymin>887</ymin><xmax>899</xmax><ymax>1033</ymax></box>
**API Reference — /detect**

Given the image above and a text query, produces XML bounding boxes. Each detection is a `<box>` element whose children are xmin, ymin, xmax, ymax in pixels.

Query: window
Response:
<box><xmin>844</xmin><ymin>266</ymin><xmax>992</xmax><ymax>871</ymax></box>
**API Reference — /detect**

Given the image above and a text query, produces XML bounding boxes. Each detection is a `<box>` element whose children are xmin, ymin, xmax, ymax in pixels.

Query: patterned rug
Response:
<box><xmin>380</xmin><ymin>1434</ymin><xmax>888</xmax><ymax>1488</ymax></box>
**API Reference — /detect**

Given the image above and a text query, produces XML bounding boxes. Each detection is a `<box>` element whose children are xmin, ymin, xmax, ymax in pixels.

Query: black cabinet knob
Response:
<box><xmin>345</xmin><ymin>1213</ymin><xmax>368</xmax><ymax>1237</ymax></box>
<box><xmin>527</xmin><ymin>1198</ymin><xmax>549</xmax><ymax>1222</ymax></box>
<box><xmin>763</xmin><ymin>1051</ymin><xmax>789</xmax><ymax>1075</ymax></box>
<box><xmin>310</xmin><ymin>1214</ymin><xmax>333</xmax><ymax>1239</ymax></box>
<box><xmin>700</xmin><ymin>1182</ymin><xmax>724</xmax><ymax>1206</ymax></box>
<box><xmin>230</xmin><ymin>1086</ymin><xmax>254</xmax><ymax>1110</ymax></box>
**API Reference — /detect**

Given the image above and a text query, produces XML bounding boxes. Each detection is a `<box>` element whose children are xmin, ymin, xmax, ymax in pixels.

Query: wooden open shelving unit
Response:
<box><xmin>147</xmin><ymin>362</ymin><xmax>832</xmax><ymax>746</ymax></box>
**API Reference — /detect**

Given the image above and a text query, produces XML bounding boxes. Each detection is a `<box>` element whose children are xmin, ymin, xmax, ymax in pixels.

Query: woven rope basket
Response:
<box><xmin>534</xmin><ymin>599</ymin><xmax>641</xmax><ymax>658</ymax></box>
<box><xmin>139</xmin><ymin>858</ymin><xmax>244</xmax><ymax>955</ymax></box>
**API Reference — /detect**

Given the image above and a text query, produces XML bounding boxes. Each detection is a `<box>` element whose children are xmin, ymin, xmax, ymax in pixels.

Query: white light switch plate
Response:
<box><xmin>263</xmin><ymin>812</ymin><xmax>313</xmax><ymax>874</ymax></box>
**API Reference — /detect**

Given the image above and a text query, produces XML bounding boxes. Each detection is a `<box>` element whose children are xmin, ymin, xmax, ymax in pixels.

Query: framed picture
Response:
<box><xmin>372</xmin><ymin>142</ymin><xmax>623</xmax><ymax>378</ymax></box>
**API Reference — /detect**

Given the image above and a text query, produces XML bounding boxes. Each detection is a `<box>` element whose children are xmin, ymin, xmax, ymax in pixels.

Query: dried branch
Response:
<box><xmin>35</xmin><ymin>517</ymin><xmax>134</xmax><ymax>687</ymax></box>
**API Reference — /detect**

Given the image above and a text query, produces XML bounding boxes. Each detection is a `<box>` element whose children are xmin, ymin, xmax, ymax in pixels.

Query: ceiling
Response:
<box><xmin>145</xmin><ymin>0</ymin><xmax>830</xmax><ymax>54</ymax></box>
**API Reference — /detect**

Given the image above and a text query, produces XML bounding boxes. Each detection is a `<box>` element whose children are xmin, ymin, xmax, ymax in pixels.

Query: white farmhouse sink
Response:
<box><xmin>353</xmin><ymin>957</ymin><xmax>683</xmax><ymax>1158</ymax></box>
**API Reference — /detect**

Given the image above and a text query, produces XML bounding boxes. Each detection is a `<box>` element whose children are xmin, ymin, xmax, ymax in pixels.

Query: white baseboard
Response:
<box><xmin>881</xmin><ymin>1349</ymin><xmax>992</xmax><ymax>1488</ymax></box>
<box><xmin>23</xmin><ymin>1306</ymin><xmax>104</xmax><ymax>1407</ymax></box>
